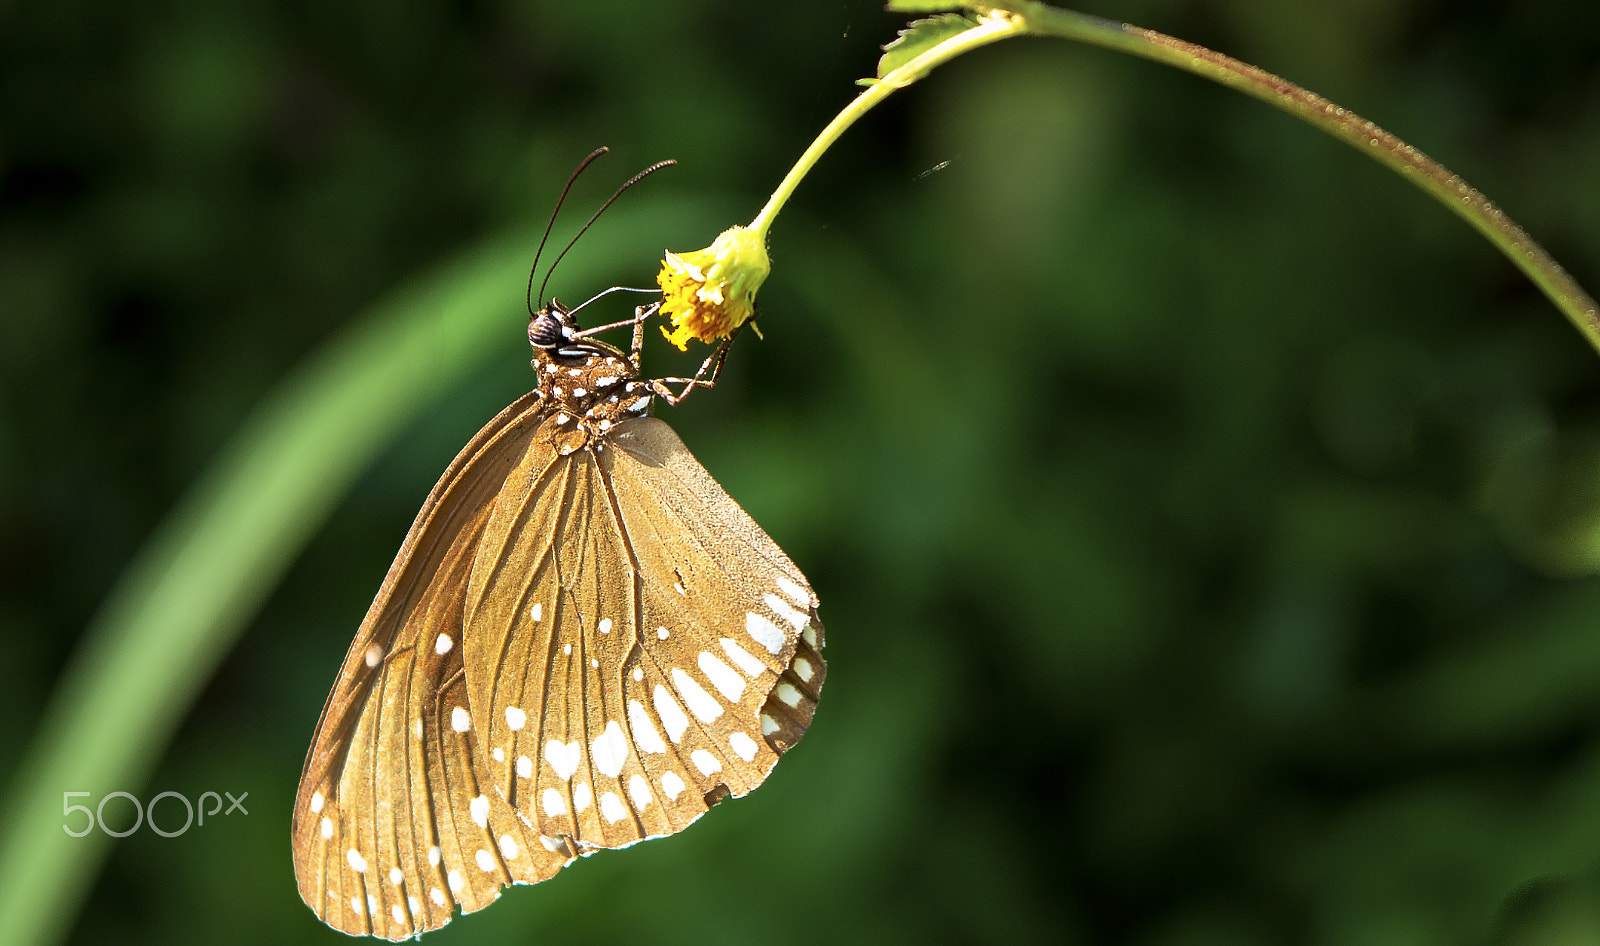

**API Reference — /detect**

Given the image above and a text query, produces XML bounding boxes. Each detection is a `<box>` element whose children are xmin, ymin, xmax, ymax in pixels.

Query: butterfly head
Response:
<box><xmin>528</xmin><ymin>299</ymin><xmax>577</xmax><ymax>351</ymax></box>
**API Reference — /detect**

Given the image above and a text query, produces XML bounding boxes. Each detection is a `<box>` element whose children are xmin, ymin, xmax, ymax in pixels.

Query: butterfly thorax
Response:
<box><xmin>531</xmin><ymin>338</ymin><xmax>654</xmax><ymax>457</ymax></box>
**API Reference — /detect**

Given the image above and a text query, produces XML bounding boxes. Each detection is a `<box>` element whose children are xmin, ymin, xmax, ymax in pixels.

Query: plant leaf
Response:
<box><xmin>875</xmin><ymin>13</ymin><xmax>982</xmax><ymax>81</ymax></box>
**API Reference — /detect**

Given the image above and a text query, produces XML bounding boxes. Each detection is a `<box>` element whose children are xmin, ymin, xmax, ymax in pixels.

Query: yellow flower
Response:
<box><xmin>657</xmin><ymin>225</ymin><xmax>770</xmax><ymax>350</ymax></box>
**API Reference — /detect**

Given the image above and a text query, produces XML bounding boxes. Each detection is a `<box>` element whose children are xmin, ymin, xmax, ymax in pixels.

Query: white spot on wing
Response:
<box><xmin>777</xmin><ymin>575</ymin><xmax>810</xmax><ymax>608</ymax></box>
<box><xmin>600</xmin><ymin>791</ymin><xmax>627</xmax><ymax>824</ymax></box>
<box><xmin>434</xmin><ymin>633</ymin><xmax>452</xmax><ymax>655</ymax></box>
<box><xmin>573</xmin><ymin>782</ymin><xmax>592</xmax><ymax>813</ymax></box>
<box><xmin>530</xmin><ymin>602</ymin><xmax>542</xmax><ymax>622</ymax></box>
<box><xmin>691</xmin><ymin>750</ymin><xmax>723</xmax><ymax>775</ymax></box>
<box><xmin>544</xmin><ymin>740</ymin><xmax>581</xmax><ymax>780</ymax></box>
<box><xmin>653</xmin><ymin>684</ymin><xmax>689</xmax><ymax>743</ymax></box>
<box><xmin>745</xmin><ymin>612</ymin><xmax>785</xmax><ymax>655</ymax></box>
<box><xmin>760</xmin><ymin>714</ymin><xmax>779</xmax><ymax>736</ymax></box>
<box><xmin>392</xmin><ymin>903</ymin><xmax>404</xmax><ymax>925</ymax></box>
<box><xmin>448</xmin><ymin>870</ymin><xmax>464</xmax><ymax>893</ymax></box>
<box><xmin>633</xmin><ymin>667</ymin><xmax>644</xmax><ymax>682</ymax></box>
<box><xmin>505</xmin><ymin>706</ymin><xmax>526</xmax><ymax>730</ymax></box>
<box><xmin>764</xmin><ymin>592</ymin><xmax>809</xmax><ymax>631</ymax></box>
<box><xmin>628</xmin><ymin>699</ymin><xmax>666</xmax><ymax>754</ymax></box>
<box><xmin>517</xmin><ymin>755</ymin><xmax>533</xmax><ymax>778</ymax></box>
<box><xmin>364</xmin><ymin>643</ymin><xmax>383</xmax><ymax>668</ymax></box>
<box><xmin>475</xmin><ymin>849</ymin><xmax>495</xmax><ymax>872</ymax></box>
<box><xmin>310</xmin><ymin>791</ymin><xmax>324</xmax><ymax>814</ymax></box>
<box><xmin>470</xmin><ymin>795</ymin><xmax>489</xmax><ymax>828</ymax></box>
<box><xmin>802</xmin><ymin>626</ymin><xmax>819</xmax><ymax>648</ymax></box>
<box><xmin>451</xmin><ymin>707</ymin><xmax>470</xmax><ymax>732</ymax></box>
<box><xmin>698</xmin><ymin>651</ymin><xmax>745</xmax><ymax>702</ymax></box>
<box><xmin>729</xmin><ymin>731</ymin><xmax>758</xmax><ymax>762</ymax></box>
<box><xmin>541</xmin><ymin>788</ymin><xmax>566</xmax><ymax>817</ymax></box>
<box><xmin>320</xmin><ymin>816</ymin><xmax>333</xmax><ymax>839</ymax></box>
<box><xmin>492</xmin><ymin>746</ymin><xmax>505</xmax><ymax>762</ymax></box>
<box><xmin>598</xmin><ymin>617</ymin><xmax>611</xmax><ymax>634</ymax></box>
<box><xmin>628</xmin><ymin>774</ymin><xmax>652</xmax><ymax>808</ymax></box>
<box><xmin>389</xmin><ymin>867</ymin><xmax>403</xmax><ymax>885</ymax></box>
<box><xmin>347</xmin><ymin>849</ymin><xmax>367</xmax><ymax>873</ymax></box>
<box><xmin>775</xmin><ymin>683</ymin><xmax>802</xmax><ymax>707</ymax></box>
<box><xmin>591</xmin><ymin>720</ymin><xmax>628</xmax><ymax>778</ymax></box>
<box><xmin>720</xmin><ymin>638</ymin><xmax>766</xmax><ymax>677</ymax></box>
<box><xmin>428</xmin><ymin>846</ymin><xmax>441</xmax><ymax>867</ymax></box>
<box><xmin>793</xmin><ymin>656</ymin><xmax>815</xmax><ymax>682</ymax></box>
<box><xmin>499</xmin><ymin>834</ymin><xmax>519</xmax><ymax>859</ymax></box>
<box><xmin>661</xmin><ymin>771</ymin><xmax>686</xmax><ymax>800</ymax></box>
<box><xmin>430</xmin><ymin>887</ymin><xmax>447</xmax><ymax>906</ymax></box>
<box><xmin>671</xmin><ymin>667</ymin><xmax>723</xmax><ymax>722</ymax></box>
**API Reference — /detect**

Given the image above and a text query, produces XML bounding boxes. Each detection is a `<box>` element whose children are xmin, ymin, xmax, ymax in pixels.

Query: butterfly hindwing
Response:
<box><xmin>606</xmin><ymin>418</ymin><xmax>826</xmax><ymax>766</ymax></box>
<box><xmin>460</xmin><ymin>415</ymin><xmax>825</xmax><ymax>858</ymax></box>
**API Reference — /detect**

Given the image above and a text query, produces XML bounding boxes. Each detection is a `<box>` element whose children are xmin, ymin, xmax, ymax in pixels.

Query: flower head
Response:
<box><xmin>657</xmin><ymin>225</ymin><xmax>770</xmax><ymax>350</ymax></box>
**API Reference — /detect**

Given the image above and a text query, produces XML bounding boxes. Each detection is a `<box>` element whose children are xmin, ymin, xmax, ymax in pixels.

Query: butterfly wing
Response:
<box><xmin>292</xmin><ymin>393</ymin><xmax>571</xmax><ymax>940</ymax></box>
<box><xmin>462</xmin><ymin>415</ymin><xmax>826</xmax><ymax>856</ymax></box>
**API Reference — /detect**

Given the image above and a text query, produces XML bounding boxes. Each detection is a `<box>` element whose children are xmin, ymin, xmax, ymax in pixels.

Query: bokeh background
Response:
<box><xmin>4</xmin><ymin>0</ymin><xmax>1600</xmax><ymax>943</ymax></box>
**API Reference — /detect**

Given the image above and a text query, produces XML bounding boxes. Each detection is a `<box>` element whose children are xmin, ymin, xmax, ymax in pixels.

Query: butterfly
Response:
<box><xmin>289</xmin><ymin>155</ymin><xmax>825</xmax><ymax>939</ymax></box>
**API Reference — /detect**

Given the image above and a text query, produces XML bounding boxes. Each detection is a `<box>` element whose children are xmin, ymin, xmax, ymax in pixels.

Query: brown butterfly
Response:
<box><xmin>290</xmin><ymin>153</ymin><xmax>825</xmax><ymax>939</ymax></box>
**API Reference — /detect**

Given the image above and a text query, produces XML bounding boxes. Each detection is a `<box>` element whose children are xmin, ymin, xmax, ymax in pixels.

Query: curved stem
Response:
<box><xmin>749</xmin><ymin>12</ymin><xmax>1027</xmax><ymax>236</ymax></box>
<box><xmin>978</xmin><ymin>0</ymin><xmax>1600</xmax><ymax>352</ymax></box>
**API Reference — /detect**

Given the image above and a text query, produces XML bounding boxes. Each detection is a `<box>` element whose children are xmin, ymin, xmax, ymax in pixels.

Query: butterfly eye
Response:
<box><xmin>527</xmin><ymin>312</ymin><xmax>564</xmax><ymax>349</ymax></box>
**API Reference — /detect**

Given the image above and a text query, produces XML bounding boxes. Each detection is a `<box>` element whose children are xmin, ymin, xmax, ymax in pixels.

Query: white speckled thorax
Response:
<box><xmin>532</xmin><ymin>335</ymin><xmax>654</xmax><ymax>456</ymax></box>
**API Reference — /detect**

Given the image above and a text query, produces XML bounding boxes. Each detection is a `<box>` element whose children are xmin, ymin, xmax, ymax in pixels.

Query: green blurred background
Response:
<box><xmin>4</xmin><ymin>0</ymin><xmax>1600</xmax><ymax>943</ymax></box>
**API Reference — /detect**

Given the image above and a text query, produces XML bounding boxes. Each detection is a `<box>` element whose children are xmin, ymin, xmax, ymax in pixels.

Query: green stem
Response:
<box><xmin>760</xmin><ymin>1</ymin><xmax>1599</xmax><ymax>352</ymax></box>
<box><xmin>748</xmin><ymin>12</ymin><xmax>1027</xmax><ymax>236</ymax></box>
<box><xmin>976</xmin><ymin>0</ymin><xmax>1600</xmax><ymax>352</ymax></box>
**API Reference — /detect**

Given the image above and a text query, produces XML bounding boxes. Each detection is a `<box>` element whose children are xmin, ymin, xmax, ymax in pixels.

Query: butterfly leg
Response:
<box><xmin>627</xmin><ymin>301</ymin><xmax>662</xmax><ymax>372</ymax></box>
<box><xmin>647</xmin><ymin>329</ymin><xmax>740</xmax><ymax>406</ymax></box>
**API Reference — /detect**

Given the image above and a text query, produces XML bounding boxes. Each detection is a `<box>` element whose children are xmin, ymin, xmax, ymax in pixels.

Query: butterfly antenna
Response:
<box><xmin>535</xmin><ymin>158</ymin><xmax>677</xmax><ymax>308</ymax></box>
<box><xmin>527</xmin><ymin>146</ymin><xmax>610</xmax><ymax>318</ymax></box>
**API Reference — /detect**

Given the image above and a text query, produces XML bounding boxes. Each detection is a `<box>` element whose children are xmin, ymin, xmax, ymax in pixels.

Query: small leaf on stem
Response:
<box><xmin>872</xmin><ymin>14</ymin><xmax>981</xmax><ymax>82</ymax></box>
